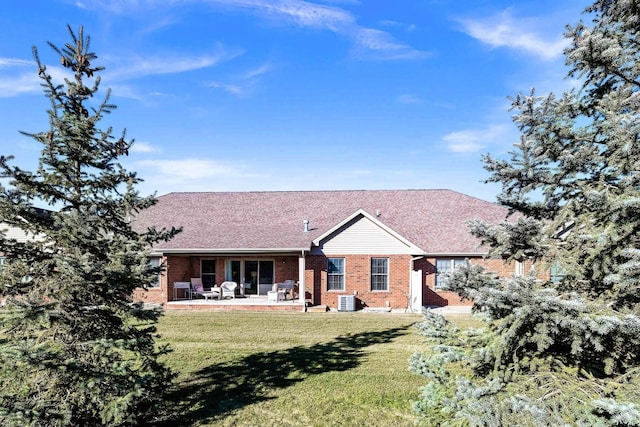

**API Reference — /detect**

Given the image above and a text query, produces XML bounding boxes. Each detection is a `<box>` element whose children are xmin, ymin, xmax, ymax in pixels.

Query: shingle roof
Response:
<box><xmin>132</xmin><ymin>189</ymin><xmax>509</xmax><ymax>255</ymax></box>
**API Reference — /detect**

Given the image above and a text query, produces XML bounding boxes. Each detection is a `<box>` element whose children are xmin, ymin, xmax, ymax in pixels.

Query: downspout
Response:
<box><xmin>299</xmin><ymin>249</ymin><xmax>306</xmax><ymax>312</ymax></box>
<box><xmin>410</xmin><ymin>255</ymin><xmax>425</xmax><ymax>313</ymax></box>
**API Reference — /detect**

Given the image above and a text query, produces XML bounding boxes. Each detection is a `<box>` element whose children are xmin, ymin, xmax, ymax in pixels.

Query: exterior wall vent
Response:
<box><xmin>338</xmin><ymin>295</ymin><xmax>355</xmax><ymax>312</ymax></box>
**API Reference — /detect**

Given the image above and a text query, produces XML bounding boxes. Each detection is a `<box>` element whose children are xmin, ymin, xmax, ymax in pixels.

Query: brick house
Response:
<box><xmin>131</xmin><ymin>189</ymin><xmax>523</xmax><ymax>311</ymax></box>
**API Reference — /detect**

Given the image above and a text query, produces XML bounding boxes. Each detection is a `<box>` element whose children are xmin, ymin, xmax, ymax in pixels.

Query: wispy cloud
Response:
<box><xmin>204</xmin><ymin>61</ymin><xmax>274</xmax><ymax>97</ymax></box>
<box><xmin>458</xmin><ymin>9</ymin><xmax>568</xmax><ymax>61</ymax></box>
<box><xmin>216</xmin><ymin>0</ymin><xmax>428</xmax><ymax>60</ymax></box>
<box><xmin>204</xmin><ymin>81</ymin><xmax>246</xmax><ymax>96</ymax></box>
<box><xmin>105</xmin><ymin>45</ymin><xmax>243</xmax><ymax>81</ymax></box>
<box><xmin>137</xmin><ymin>158</ymin><xmax>242</xmax><ymax>180</ymax></box>
<box><xmin>243</xmin><ymin>62</ymin><xmax>274</xmax><ymax>80</ymax></box>
<box><xmin>73</xmin><ymin>0</ymin><xmax>158</xmax><ymax>13</ymax></box>
<box><xmin>132</xmin><ymin>157</ymin><xmax>267</xmax><ymax>194</ymax></box>
<box><xmin>86</xmin><ymin>0</ymin><xmax>427</xmax><ymax>61</ymax></box>
<box><xmin>352</xmin><ymin>28</ymin><xmax>427</xmax><ymax>60</ymax></box>
<box><xmin>0</xmin><ymin>46</ymin><xmax>237</xmax><ymax>99</ymax></box>
<box><xmin>0</xmin><ymin>58</ymin><xmax>33</xmax><ymax>68</ymax></box>
<box><xmin>442</xmin><ymin>124</ymin><xmax>508</xmax><ymax>153</ymax></box>
<box><xmin>0</xmin><ymin>58</ymin><xmax>75</xmax><ymax>98</ymax></box>
<box><xmin>130</xmin><ymin>141</ymin><xmax>162</xmax><ymax>153</ymax></box>
<box><xmin>106</xmin><ymin>84</ymin><xmax>147</xmax><ymax>101</ymax></box>
<box><xmin>379</xmin><ymin>20</ymin><xmax>416</xmax><ymax>32</ymax></box>
<box><xmin>396</xmin><ymin>93</ymin><xmax>422</xmax><ymax>104</ymax></box>
<box><xmin>0</xmin><ymin>57</ymin><xmax>37</xmax><ymax>97</ymax></box>
<box><xmin>0</xmin><ymin>72</ymin><xmax>40</xmax><ymax>98</ymax></box>
<box><xmin>215</xmin><ymin>0</ymin><xmax>355</xmax><ymax>31</ymax></box>
<box><xmin>208</xmin><ymin>0</ymin><xmax>425</xmax><ymax>60</ymax></box>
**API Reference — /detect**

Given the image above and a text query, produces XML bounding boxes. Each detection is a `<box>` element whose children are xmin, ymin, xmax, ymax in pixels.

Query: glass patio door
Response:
<box><xmin>201</xmin><ymin>259</ymin><xmax>216</xmax><ymax>288</ymax></box>
<box><xmin>227</xmin><ymin>260</ymin><xmax>241</xmax><ymax>285</ymax></box>
<box><xmin>242</xmin><ymin>260</ymin><xmax>273</xmax><ymax>295</ymax></box>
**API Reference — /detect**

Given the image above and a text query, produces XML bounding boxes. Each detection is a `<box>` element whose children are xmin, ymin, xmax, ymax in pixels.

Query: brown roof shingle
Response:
<box><xmin>132</xmin><ymin>189</ymin><xmax>509</xmax><ymax>254</ymax></box>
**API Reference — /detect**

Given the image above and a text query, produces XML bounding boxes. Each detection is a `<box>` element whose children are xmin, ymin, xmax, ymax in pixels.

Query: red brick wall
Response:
<box><xmin>305</xmin><ymin>254</ymin><xmax>412</xmax><ymax>310</ymax></box>
<box><xmin>415</xmin><ymin>256</ymin><xmax>537</xmax><ymax>307</ymax></box>
<box><xmin>132</xmin><ymin>287</ymin><xmax>165</xmax><ymax>304</ymax></box>
<box><xmin>135</xmin><ymin>255</ymin><xmax>304</xmax><ymax>303</ymax></box>
<box><xmin>275</xmin><ymin>256</ymin><xmax>300</xmax><ymax>282</ymax></box>
<box><xmin>132</xmin><ymin>252</ymin><xmax>546</xmax><ymax>308</ymax></box>
<box><xmin>165</xmin><ymin>255</ymin><xmax>192</xmax><ymax>301</ymax></box>
<box><xmin>132</xmin><ymin>255</ymin><xmax>169</xmax><ymax>304</ymax></box>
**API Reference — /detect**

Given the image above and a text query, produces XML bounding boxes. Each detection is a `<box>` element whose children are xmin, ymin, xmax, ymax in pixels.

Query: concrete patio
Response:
<box><xmin>166</xmin><ymin>295</ymin><xmax>307</xmax><ymax>311</ymax></box>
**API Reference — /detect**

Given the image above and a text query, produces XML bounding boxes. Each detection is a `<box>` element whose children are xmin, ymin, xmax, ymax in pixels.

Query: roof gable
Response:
<box><xmin>312</xmin><ymin>209</ymin><xmax>423</xmax><ymax>255</ymax></box>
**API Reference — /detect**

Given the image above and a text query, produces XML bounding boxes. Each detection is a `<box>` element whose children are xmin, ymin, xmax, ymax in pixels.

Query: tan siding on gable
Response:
<box><xmin>0</xmin><ymin>222</ymin><xmax>44</xmax><ymax>243</ymax></box>
<box><xmin>316</xmin><ymin>216</ymin><xmax>414</xmax><ymax>255</ymax></box>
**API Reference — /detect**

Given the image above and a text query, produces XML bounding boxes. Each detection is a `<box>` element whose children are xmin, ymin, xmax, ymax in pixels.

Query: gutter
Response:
<box><xmin>425</xmin><ymin>252</ymin><xmax>487</xmax><ymax>257</ymax></box>
<box><xmin>154</xmin><ymin>247</ymin><xmax>309</xmax><ymax>255</ymax></box>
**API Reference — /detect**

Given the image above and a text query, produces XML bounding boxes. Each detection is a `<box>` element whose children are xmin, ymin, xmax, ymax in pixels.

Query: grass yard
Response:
<box><xmin>152</xmin><ymin>311</ymin><xmax>430</xmax><ymax>427</ymax></box>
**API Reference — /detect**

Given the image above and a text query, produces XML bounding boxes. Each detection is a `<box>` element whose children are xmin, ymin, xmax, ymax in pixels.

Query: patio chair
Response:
<box><xmin>190</xmin><ymin>277</ymin><xmax>220</xmax><ymax>300</ymax></box>
<box><xmin>220</xmin><ymin>281</ymin><xmax>237</xmax><ymax>299</ymax></box>
<box><xmin>290</xmin><ymin>284</ymin><xmax>299</xmax><ymax>300</ymax></box>
<box><xmin>279</xmin><ymin>279</ymin><xmax>296</xmax><ymax>300</ymax></box>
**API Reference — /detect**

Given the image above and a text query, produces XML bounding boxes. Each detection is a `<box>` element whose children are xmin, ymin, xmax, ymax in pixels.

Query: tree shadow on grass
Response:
<box><xmin>153</xmin><ymin>325</ymin><xmax>411</xmax><ymax>426</ymax></box>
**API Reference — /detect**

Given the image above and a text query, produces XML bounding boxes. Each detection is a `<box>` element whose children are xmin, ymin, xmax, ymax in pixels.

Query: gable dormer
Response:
<box><xmin>310</xmin><ymin>209</ymin><xmax>423</xmax><ymax>255</ymax></box>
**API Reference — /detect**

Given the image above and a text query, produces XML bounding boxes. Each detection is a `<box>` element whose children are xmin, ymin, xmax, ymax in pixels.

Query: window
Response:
<box><xmin>149</xmin><ymin>256</ymin><xmax>161</xmax><ymax>288</ymax></box>
<box><xmin>327</xmin><ymin>258</ymin><xmax>345</xmax><ymax>291</ymax></box>
<box><xmin>435</xmin><ymin>258</ymin><xmax>467</xmax><ymax>289</ymax></box>
<box><xmin>514</xmin><ymin>260</ymin><xmax>526</xmax><ymax>276</ymax></box>
<box><xmin>371</xmin><ymin>258</ymin><xmax>388</xmax><ymax>291</ymax></box>
<box><xmin>550</xmin><ymin>262</ymin><xmax>567</xmax><ymax>283</ymax></box>
<box><xmin>201</xmin><ymin>259</ymin><xmax>216</xmax><ymax>288</ymax></box>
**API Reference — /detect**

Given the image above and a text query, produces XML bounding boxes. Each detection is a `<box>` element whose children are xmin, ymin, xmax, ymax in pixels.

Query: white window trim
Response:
<box><xmin>149</xmin><ymin>256</ymin><xmax>161</xmax><ymax>288</ymax></box>
<box><xmin>515</xmin><ymin>260</ymin><xmax>525</xmax><ymax>276</ymax></box>
<box><xmin>371</xmin><ymin>257</ymin><xmax>389</xmax><ymax>291</ymax></box>
<box><xmin>435</xmin><ymin>258</ymin><xmax>467</xmax><ymax>289</ymax></box>
<box><xmin>327</xmin><ymin>257</ymin><xmax>345</xmax><ymax>291</ymax></box>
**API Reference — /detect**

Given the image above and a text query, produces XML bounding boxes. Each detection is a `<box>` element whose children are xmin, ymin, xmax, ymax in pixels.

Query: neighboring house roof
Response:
<box><xmin>132</xmin><ymin>189</ymin><xmax>510</xmax><ymax>255</ymax></box>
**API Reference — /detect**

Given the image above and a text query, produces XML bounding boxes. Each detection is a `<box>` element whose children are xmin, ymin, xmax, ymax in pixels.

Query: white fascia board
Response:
<box><xmin>312</xmin><ymin>208</ymin><xmax>425</xmax><ymax>254</ymax></box>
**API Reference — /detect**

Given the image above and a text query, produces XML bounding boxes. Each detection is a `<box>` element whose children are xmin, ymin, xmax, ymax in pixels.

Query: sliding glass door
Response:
<box><xmin>241</xmin><ymin>260</ymin><xmax>274</xmax><ymax>295</ymax></box>
<box><xmin>244</xmin><ymin>261</ymin><xmax>258</xmax><ymax>294</ymax></box>
<box><xmin>228</xmin><ymin>260</ymin><xmax>241</xmax><ymax>285</ymax></box>
<box><xmin>201</xmin><ymin>259</ymin><xmax>216</xmax><ymax>288</ymax></box>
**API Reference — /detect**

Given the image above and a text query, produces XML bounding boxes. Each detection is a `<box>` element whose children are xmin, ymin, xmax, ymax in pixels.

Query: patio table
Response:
<box><xmin>173</xmin><ymin>282</ymin><xmax>191</xmax><ymax>300</ymax></box>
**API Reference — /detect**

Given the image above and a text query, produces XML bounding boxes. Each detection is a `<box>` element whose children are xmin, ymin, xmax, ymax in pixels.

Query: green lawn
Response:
<box><xmin>152</xmin><ymin>311</ymin><xmax>430</xmax><ymax>427</ymax></box>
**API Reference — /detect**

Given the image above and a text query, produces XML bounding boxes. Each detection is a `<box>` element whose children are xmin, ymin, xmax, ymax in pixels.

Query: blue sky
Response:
<box><xmin>0</xmin><ymin>0</ymin><xmax>590</xmax><ymax>203</ymax></box>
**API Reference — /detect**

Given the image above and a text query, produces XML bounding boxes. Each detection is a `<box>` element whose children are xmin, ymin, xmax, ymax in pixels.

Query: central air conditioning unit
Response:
<box><xmin>338</xmin><ymin>295</ymin><xmax>355</xmax><ymax>312</ymax></box>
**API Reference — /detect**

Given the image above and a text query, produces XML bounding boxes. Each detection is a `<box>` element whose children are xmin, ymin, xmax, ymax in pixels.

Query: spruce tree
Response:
<box><xmin>0</xmin><ymin>26</ymin><xmax>179</xmax><ymax>426</ymax></box>
<box><xmin>410</xmin><ymin>1</ymin><xmax>640</xmax><ymax>425</ymax></box>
